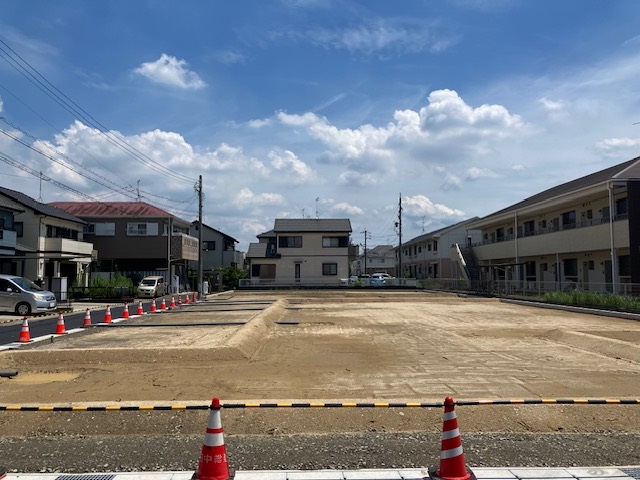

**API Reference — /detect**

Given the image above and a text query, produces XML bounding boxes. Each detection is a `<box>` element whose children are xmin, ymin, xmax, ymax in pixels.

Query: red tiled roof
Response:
<box><xmin>49</xmin><ymin>201</ymin><xmax>173</xmax><ymax>217</ymax></box>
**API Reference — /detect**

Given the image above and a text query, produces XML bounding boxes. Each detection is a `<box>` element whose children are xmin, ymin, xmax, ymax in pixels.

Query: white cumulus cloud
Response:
<box><xmin>403</xmin><ymin>194</ymin><xmax>465</xmax><ymax>218</ymax></box>
<box><xmin>268</xmin><ymin>149</ymin><xmax>315</xmax><ymax>184</ymax></box>
<box><xmin>595</xmin><ymin>137</ymin><xmax>640</xmax><ymax>158</ymax></box>
<box><xmin>133</xmin><ymin>54</ymin><xmax>206</xmax><ymax>89</ymax></box>
<box><xmin>235</xmin><ymin>187</ymin><xmax>285</xmax><ymax>206</ymax></box>
<box><xmin>331</xmin><ymin>202</ymin><xmax>364</xmax><ymax>215</ymax></box>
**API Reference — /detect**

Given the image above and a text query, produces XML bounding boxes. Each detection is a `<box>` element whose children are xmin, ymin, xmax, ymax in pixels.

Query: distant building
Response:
<box><xmin>50</xmin><ymin>201</ymin><xmax>198</xmax><ymax>290</ymax></box>
<box><xmin>351</xmin><ymin>244</ymin><xmax>395</xmax><ymax>276</ymax></box>
<box><xmin>245</xmin><ymin>218</ymin><xmax>352</xmax><ymax>286</ymax></box>
<box><xmin>464</xmin><ymin>156</ymin><xmax>640</xmax><ymax>293</ymax></box>
<box><xmin>399</xmin><ymin>218</ymin><xmax>481</xmax><ymax>279</ymax></box>
<box><xmin>0</xmin><ymin>186</ymin><xmax>94</xmax><ymax>292</ymax></box>
<box><xmin>188</xmin><ymin>221</ymin><xmax>244</xmax><ymax>271</ymax></box>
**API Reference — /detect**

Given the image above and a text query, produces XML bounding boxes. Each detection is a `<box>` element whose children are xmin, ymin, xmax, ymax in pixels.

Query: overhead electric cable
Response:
<box><xmin>0</xmin><ymin>37</ymin><xmax>196</xmax><ymax>185</ymax></box>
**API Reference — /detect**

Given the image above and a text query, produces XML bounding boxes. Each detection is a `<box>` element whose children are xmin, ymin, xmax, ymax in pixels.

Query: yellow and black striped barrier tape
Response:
<box><xmin>0</xmin><ymin>398</ymin><xmax>638</xmax><ymax>411</ymax></box>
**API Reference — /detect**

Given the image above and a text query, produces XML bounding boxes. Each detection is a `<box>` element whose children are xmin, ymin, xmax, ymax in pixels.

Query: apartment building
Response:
<box><xmin>465</xmin><ymin>156</ymin><xmax>640</xmax><ymax>293</ymax></box>
<box><xmin>399</xmin><ymin>218</ymin><xmax>481</xmax><ymax>279</ymax></box>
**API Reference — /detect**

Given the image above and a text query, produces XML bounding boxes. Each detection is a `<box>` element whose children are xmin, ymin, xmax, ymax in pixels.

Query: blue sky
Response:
<box><xmin>1</xmin><ymin>0</ymin><xmax>640</xmax><ymax>251</ymax></box>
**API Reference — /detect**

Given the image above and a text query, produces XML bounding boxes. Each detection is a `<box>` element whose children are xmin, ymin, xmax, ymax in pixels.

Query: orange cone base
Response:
<box><xmin>193</xmin><ymin>445</ymin><xmax>232</xmax><ymax>480</ymax></box>
<box><xmin>428</xmin><ymin>465</ymin><xmax>476</xmax><ymax>480</ymax></box>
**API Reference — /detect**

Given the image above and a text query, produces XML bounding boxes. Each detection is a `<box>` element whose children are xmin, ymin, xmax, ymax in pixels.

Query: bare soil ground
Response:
<box><xmin>1</xmin><ymin>290</ymin><xmax>639</xmax><ymax>472</ymax></box>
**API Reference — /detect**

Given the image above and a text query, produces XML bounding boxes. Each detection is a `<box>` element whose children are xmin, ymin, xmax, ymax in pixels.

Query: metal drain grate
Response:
<box><xmin>622</xmin><ymin>468</ymin><xmax>640</xmax><ymax>480</ymax></box>
<box><xmin>57</xmin><ymin>475</ymin><xmax>116</xmax><ymax>480</ymax></box>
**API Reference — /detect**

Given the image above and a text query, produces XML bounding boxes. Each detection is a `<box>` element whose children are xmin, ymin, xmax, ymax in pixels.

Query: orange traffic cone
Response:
<box><xmin>169</xmin><ymin>296</ymin><xmax>176</xmax><ymax>309</ymax></box>
<box><xmin>136</xmin><ymin>301</ymin><xmax>144</xmax><ymax>315</ymax></box>
<box><xmin>194</xmin><ymin>398</ymin><xmax>231</xmax><ymax>480</ymax></box>
<box><xmin>192</xmin><ymin>292</ymin><xmax>197</xmax><ymax>303</ymax></box>
<box><xmin>185</xmin><ymin>294</ymin><xmax>190</xmax><ymax>305</ymax></box>
<box><xmin>55</xmin><ymin>311</ymin><xmax>67</xmax><ymax>334</ymax></box>
<box><xmin>83</xmin><ymin>308</ymin><xmax>92</xmax><ymax>327</ymax></box>
<box><xmin>160</xmin><ymin>297</ymin><xmax>167</xmax><ymax>311</ymax></box>
<box><xmin>18</xmin><ymin>317</ymin><xmax>31</xmax><ymax>343</ymax></box>
<box><xmin>104</xmin><ymin>305</ymin><xmax>112</xmax><ymax>323</ymax></box>
<box><xmin>150</xmin><ymin>299</ymin><xmax>157</xmax><ymax>313</ymax></box>
<box><xmin>122</xmin><ymin>303</ymin><xmax>130</xmax><ymax>319</ymax></box>
<box><xmin>429</xmin><ymin>396</ymin><xmax>475</xmax><ymax>480</ymax></box>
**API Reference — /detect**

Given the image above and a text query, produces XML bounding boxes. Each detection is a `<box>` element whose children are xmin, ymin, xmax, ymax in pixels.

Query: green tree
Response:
<box><xmin>214</xmin><ymin>266</ymin><xmax>248</xmax><ymax>289</ymax></box>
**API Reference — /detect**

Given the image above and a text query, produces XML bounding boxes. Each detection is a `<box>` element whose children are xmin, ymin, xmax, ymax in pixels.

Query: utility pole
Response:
<box><xmin>361</xmin><ymin>229</ymin><xmax>371</xmax><ymax>275</ymax></box>
<box><xmin>396</xmin><ymin>193</ymin><xmax>403</xmax><ymax>279</ymax></box>
<box><xmin>197</xmin><ymin>175</ymin><xmax>204</xmax><ymax>300</ymax></box>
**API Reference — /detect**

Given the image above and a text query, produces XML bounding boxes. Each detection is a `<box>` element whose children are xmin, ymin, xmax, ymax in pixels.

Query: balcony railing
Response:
<box><xmin>473</xmin><ymin>214</ymin><xmax>628</xmax><ymax>247</ymax></box>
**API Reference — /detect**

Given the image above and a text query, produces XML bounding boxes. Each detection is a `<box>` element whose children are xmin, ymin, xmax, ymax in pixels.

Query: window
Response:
<box><xmin>616</xmin><ymin>197</ymin><xmax>628</xmax><ymax>216</ymax></box>
<box><xmin>14</xmin><ymin>222</ymin><xmax>23</xmax><ymax>238</ymax></box>
<box><xmin>127</xmin><ymin>222</ymin><xmax>159</xmax><ymax>236</ymax></box>
<box><xmin>46</xmin><ymin>225</ymin><xmax>79</xmax><ymax>240</ymax></box>
<box><xmin>619</xmin><ymin>255</ymin><xmax>631</xmax><ymax>276</ymax></box>
<box><xmin>203</xmin><ymin>241</ymin><xmax>216</xmax><ymax>251</ymax></box>
<box><xmin>496</xmin><ymin>228</ymin><xmax>504</xmax><ymax>242</ymax></box>
<box><xmin>433</xmin><ymin>240</ymin><xmax>438</xmax><ymax>251</ymax></box>
<box><xmin>279</xmin><ymin>236</ymin><xmax>302</xmax><ymax>248</ymax></box>
<box><xmin>322</xmin><ymin>263</ymin><xmax>338</xmax><ymax>275</ymax></box>
<box><xmin>563</xmin><ymin>258</ymin><xmax>578</xmax><ymax>277</ymax></box>
<box><xmin>523</xmin><ymin>220</ymin><xmax>535</xmax><ymax>236</ymax></box>
<box><xmin>86</xmin><ymin>222</ymin><xmax>115</xmax><ymax>236</ymax></box>
<box><xmin>586</xmin><ymin>209</ymin><xmax>593</xmax><ymax>220</ymax></box>
<box><xmin>562</xmin><ymin>211</ymin><xmax>576</xmax><ymax>229</ymax></box>
<box><xmin>322</xmin><ymin>236</ymin><xmax>348</xmax><ymax>247</ymax></box>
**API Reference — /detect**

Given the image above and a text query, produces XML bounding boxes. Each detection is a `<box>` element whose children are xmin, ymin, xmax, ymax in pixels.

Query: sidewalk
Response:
<box><xmin>4</xmin><ymin>467</ymin><xmax>640</xmax><ymax>480</ymax></box>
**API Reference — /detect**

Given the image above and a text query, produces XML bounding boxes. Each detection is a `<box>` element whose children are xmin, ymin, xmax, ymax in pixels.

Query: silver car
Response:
<box><xmin>0</xmin><ymin>274</ymin><xmax>57</xmax><ymax>316</ymax></box>
<box><xmin>137</xmin><ymin>276</ymin><xmax>166</xmax><ymax>298</ymax></box>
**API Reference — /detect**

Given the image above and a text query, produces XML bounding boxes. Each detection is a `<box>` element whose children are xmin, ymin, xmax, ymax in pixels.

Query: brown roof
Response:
<box><xmin>49</xmin><ymin>201</ymin><xmax>172</xmax><ymax>218</ymax></box>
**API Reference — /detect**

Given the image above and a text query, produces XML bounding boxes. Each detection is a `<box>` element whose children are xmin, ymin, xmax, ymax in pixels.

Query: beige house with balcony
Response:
<box><xmin>245</xmin><ymin>218</ymin><xmax>352</xmax><ymax>286</ymax></box>
<box><xmin>0</xmin><ymin>187</ymin><xmax>94</xmax><ymax>290</ymax></box>
<box><xmin>464</xmin><ymin>156</ymin><xmax>640</xmax><ymax>293</ymax></box>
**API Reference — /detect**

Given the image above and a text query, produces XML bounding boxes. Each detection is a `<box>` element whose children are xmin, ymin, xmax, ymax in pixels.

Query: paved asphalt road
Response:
<box><xmin>0</xmin><ymin>302</ymin><xmax>155</xmax><ymax>345</ymax></box>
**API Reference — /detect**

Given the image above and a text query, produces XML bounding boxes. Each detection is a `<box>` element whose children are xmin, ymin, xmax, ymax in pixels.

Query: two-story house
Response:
<box><xmin>0</xmin><ymin>187</ymin><xmax>94</xmax><ymax>293</ymax></box>
<box><xmin>466</xmin><ymin>156</ymin><xmax>640</xmax><ymax>293</ymax></box>
<box><xmin>188</xmin><ymin>221</ymin><xmax>243</xmax><ymax>271</ymax></box>
<box><xmin>398</xmin><ymin>218</ymin><xmax>481</xmax><ymax>280</ymax></box>
<box><xmin>0</xmin><ymin>199</ymin><xmax>24</xmax><ymax>274</ymax></box>
<box><xmin>50</xmin><ymin>201</ymin><xmax>198</xmax><ymax>290</ymax></box>
<box><xmin>245</xmin><ymin>218</ymin><xmax>352</xmax><ymax>286</ymax></box>
<box><xmin>350</xmin><ymin>244</ymin><xmax>396</xmax><ymax>277</ymax></box>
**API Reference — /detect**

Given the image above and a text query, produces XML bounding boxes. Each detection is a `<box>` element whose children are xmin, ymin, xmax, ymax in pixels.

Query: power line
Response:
<box><xmin>0</xmin><ymin>37</ymin><xmax>196</xmax><ymax>185</ymax></box>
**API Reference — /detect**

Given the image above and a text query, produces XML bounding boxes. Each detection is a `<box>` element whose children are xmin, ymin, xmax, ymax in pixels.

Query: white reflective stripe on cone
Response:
<box><xmin>204</xmin><ymin>432</ymin><xmax>224</xmax><ymax>447</ymax></box>
<box><xmin>441</xmin><ymin>445</ymin><xmax>464</xmax><ymax>459</ymax></box>
<box><xmin>444</xmin><ymin>411</ymin><xmax>457</xmax><ymax>421</ymax></box>
<box><xmin>441</xmin><ymin>428</ymin><xmax>460</xmax><ymax>440</ymax></box>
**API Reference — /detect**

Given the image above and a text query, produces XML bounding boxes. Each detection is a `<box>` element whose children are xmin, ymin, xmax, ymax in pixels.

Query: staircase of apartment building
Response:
<box><xmin>452</xmin><ymin>243</ymin><xmax>481</xmax><ymax>290</ymax></box>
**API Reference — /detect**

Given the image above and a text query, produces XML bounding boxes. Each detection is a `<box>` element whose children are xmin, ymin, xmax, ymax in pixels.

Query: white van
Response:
<box><xmin>0</xmin><ymin>274</ymin><xmax>58</xmax><ymax>316</ymax></box>
<box><xmin>137</xmin><ymin>276</ymin><xmax>166</xmax><ymax>298</ymax></box>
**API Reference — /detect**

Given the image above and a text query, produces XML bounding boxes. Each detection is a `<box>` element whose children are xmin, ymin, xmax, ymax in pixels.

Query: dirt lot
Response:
<box><xmin>1</xmin><ymin>290</ymin><xmax>639</xmax><ymax>471</ymax></box>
